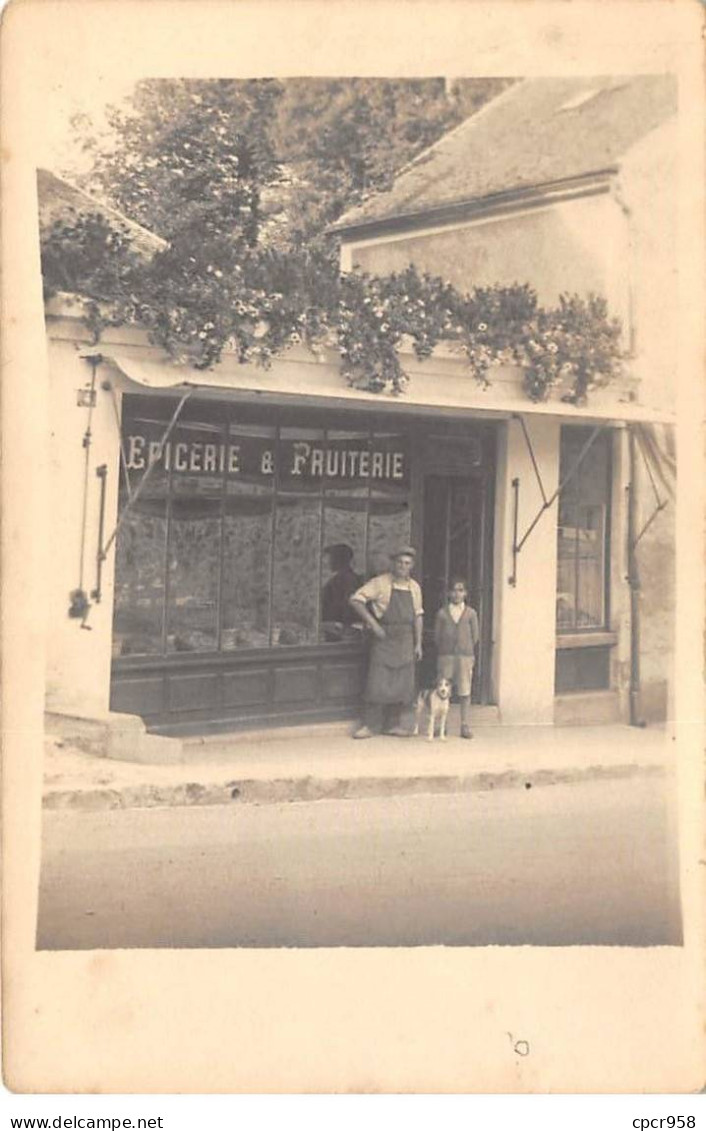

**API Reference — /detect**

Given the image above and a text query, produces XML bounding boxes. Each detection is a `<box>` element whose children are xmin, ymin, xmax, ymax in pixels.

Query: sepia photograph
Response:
<box><xmin>34</xmin><ymin>73</ymin><xmax>681</xmax><ymax>950</ymax></box>
<box><xmin>2</xmin><ymin>0</ymin><xmax>704</xmax><ymax>1097</ymax></box>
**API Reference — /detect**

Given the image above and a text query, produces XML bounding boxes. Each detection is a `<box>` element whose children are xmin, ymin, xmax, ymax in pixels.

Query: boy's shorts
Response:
<box><xmin>437</xmin><ymin>654</ymin><xmax>474</xmax><ymax>698</ymax></box>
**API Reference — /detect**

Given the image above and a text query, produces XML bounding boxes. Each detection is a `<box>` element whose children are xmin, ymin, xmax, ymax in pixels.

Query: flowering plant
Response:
<box><xmin>41</xmin><ymin>218</ymin><xmax>624</xmax><ymax>403</ymax></box>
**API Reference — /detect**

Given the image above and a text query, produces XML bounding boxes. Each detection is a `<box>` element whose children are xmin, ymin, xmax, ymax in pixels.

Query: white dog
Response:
<box><xmin>414</xmin><ymin>677</ymin><xmax>453</xmax><ymax>741</ymax></box>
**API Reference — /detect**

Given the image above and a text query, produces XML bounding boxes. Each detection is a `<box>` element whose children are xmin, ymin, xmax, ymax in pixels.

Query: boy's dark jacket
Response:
<box><xmin>434</xmin><ymin>605</ymin><xmax>479</xmax><ymax>657</ymax></box>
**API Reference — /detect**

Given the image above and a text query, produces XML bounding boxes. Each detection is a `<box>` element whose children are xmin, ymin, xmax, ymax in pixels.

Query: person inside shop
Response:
<box><xmin>349</xmin><ymin>546</ymin><xmax>423</xmax><ymax>738</ymax></box>
<box><xmin>434</xmin><ymin>577</ymin><xmax>480</xmax><ymax>739</ymax></box>
<box><xmin>320</xmin><ymin>543</ymin><xmax>363</xmax><ymax>642</ymax></box>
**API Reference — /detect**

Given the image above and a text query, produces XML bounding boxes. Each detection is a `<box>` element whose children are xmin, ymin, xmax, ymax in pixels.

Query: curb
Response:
<box><xmin>42</xmin><ymin>760</ymin><xmax>665</xmax><ymax>811</ymax></box>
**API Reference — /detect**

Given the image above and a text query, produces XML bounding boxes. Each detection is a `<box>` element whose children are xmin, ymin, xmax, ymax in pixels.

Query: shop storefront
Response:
<box><xmin>40</xmin><ymin>309</ymin><xmax>673</xmax><ymax>749</ymax></box>
<box><xmin>110</xmin><ymin>392</ymin><xmax>497</xmax><ymax>732</ymax></box>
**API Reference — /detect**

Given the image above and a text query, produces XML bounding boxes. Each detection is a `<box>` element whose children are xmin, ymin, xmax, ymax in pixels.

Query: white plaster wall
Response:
<box><xmin>46</xmin><ymin>333</ymin><xmax>122</xmax><ymax>716</ymax></box>
<box><xmin>493</xmin><ymin>416</ymin><xmax>560</xmax><ymax>724</ymax></box>
<box><xmin>606</xmin><ymin>426</ymin><xmax>674</xmax><ymax>723</ymax></box>
<box><xmin>348</xmin><ymin>193</ymin><xmax>631</xmax><ymax>347</ymax></box>
<box><xmin>633</xmin><ymin>442</ymin><xmax>675</xmax><ymax>720</ymax></box>
<box><xmin>617</xmin><ymin>119</ymin><xmax>677</xmax><ymax>414</ymax></box>
<box><xmin>617</xmin><ymin>121</ymin><xmax>678</xmax><ymax>717</ymax></box>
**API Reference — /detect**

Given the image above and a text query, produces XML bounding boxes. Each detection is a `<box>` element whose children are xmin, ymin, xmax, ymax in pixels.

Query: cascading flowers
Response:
<box><xmin>41</xmin><ymin>216</ymin><xmax>624</xmax><ymax>404</ymax></box>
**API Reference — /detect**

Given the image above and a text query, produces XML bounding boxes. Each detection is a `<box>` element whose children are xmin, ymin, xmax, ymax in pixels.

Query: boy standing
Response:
<box><xmin>434</xmin><ymin>579</ymin><xmax>479</xmax><ymax>739</ymax></box>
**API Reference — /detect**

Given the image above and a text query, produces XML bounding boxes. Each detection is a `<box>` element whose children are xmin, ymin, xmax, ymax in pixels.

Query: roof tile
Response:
<box><xmin>332</xmin><ymin>75</ymin><xmax>677</xmax><ymax>234</ymax></box>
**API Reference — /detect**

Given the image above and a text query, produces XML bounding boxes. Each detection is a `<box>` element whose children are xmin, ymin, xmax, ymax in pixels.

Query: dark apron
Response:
<box><xmin>364</xmin><ymin>586</ymin><xmax>416</xmax><ymax>705</ymax></box>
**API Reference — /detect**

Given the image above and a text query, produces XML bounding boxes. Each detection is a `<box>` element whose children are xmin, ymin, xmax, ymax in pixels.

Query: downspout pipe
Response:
<box><xmin>627</xmin><ymin>425</ymin><xmax>646</xmax><ymax>727</ymax></box>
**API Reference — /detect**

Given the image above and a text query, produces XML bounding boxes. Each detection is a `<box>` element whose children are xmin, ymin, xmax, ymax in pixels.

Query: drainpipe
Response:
<box><xmin>627</xmin><ymin>426</ymin><xmax>645</xmax><ymax>726</ymax></box>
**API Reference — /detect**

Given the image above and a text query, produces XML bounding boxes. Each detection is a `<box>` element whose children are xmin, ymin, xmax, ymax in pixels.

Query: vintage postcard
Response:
<box><xmin>1</xmin><ymin>0</ymin><xmax>704</xmax><ymax>1094</ymax></box>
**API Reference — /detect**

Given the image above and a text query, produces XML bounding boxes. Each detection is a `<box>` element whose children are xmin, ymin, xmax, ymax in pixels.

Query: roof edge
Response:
<box><xmin>331</xmin><ymin>168</ymin><xmax>618</xmax><ymax>242</ymax></box>
<box><xmin>37</xmin><ymin>168</ymin><xmax>167</xmax><ymax>253</ymax></box>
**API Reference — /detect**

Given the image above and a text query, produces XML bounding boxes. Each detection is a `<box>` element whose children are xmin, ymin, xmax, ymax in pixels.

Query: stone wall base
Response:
<box><xmin>45</xmin><ymin>709</ymin><xmax>183</xmax><ymax>764</ymax></box>
<box><xmin>554</xmin><ymin>691</ymin><xmax>622</xmax><ymax>726</ymax></box>
<box><xmin>639</xmin><ymin>680</ymin><xmax>670</xmax><ymax>724</ymax></box>
<box><xmin>554</xmin><ymin>684</ymin><xmax>670</xmax><ymax>727</ymax></box>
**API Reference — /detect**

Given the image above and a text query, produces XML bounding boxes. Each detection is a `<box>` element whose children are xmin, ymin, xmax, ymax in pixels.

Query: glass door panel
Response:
<box><xmin>422</xmin><ymin>474</ymin><xmax>486</xmax><ymax>702</ymax></box>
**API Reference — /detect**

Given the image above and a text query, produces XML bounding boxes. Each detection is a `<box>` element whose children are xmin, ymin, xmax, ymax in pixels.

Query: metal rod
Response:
<box><xmin>627</xmin><ymin>426</ymin><xmax>645</xmax><ymax>727</ymax></box>
<box><xmin>100</xmin><ymin>390</ymin><xmax>193</xmax><ymax>561</ymax></box>
<box><xmin>635</xmin><ymin>424</ymin><xmax>665</xmax><ymax>508</ymax></box>
<box><xmin>515</xmin><ymin>425</ymin><xmax>603</xmax><ymax>555</ymax></box>
<box><xmin>508</xmin><ymin>477</ymin><xmax>519</xmax><ymax>586</ymax></box>
<box><xmin>91</xmin><ymin>465</ymin><xmax>108</xmax><ymax>602</ymax></box>
<box><xmin>635</xmin><ymin>422</ymin><xmax>675</xmax><ymax>499</ymax></box>
<box><xmin>515</xmin><ymin>499</ymin><xmax>551</xmax><ymax>555</ymax></box>
<box><xmin>514</xmin><ymin>414</ymin><xmax>549</xmax><ymax>505</ymax></box>
<box><xmin>77</xmin><ymin>358</ymin><xmax>99</xmax><ymax>589</ymax></box>
<box><xmin>109</xmin><ymin>382</ymin><xmax>133</xmax><ymax>501</ymax></box>
<box><xmin>549</xmin><ymin>425</ymin><xmax>603</xmax><ymax>509</ymax></box>
<box><xmin>632</xmin><ymin>500</ymin><xmax>668</xmax><ymax>549</ymax></box>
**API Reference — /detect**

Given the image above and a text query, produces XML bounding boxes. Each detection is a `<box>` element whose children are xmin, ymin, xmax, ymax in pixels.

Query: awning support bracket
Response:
<box><xmin>514</xmin><ymin>413</ymin><xmax>549</xmax><ymax>505</ymax></box>
<box><xmin>98</xmin><ymin>389</ymin><xmax>194</xmax><ymax>564</ymax></box>
<box><xmin>629</xmin><ymin>424</ymin><xmax>669</xmax><ymax>551</ymax></box>
<box><xmin>508</xmin><ymin>419</ymin><xmax>604</xmax><ymax>586</ymax></box>
<box><xmin>108</xmin><ymin>380</ymin><xmax>134</xmax><ymax>501</ymax></box>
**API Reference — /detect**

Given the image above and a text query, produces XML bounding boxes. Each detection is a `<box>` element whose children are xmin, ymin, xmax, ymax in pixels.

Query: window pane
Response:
<box><xmin>321</xmin><ymin>500</ymin><xmax>367</xmax><ymax>643</ymax></box>
<box><xmin>576</xmin><ymin>504</ymin><xmax>605</xmax><ymax>627</ymax></box>
<box><xmin>369</xmin><ymin>433</ymin><xmax>411</xmax><ymax>498</ymax></box>
<box><xmin>557</xmin><ymin>428</ymin><xmax>584</xmax><ymax>502</ymax></box>
<box><xmin>579</xmin><ymin>434</ymin><xmax>611</xmax><ymax>505</ymax></box>
<box><xmin>122</xmin><ymin>404</ymin><xmax>173</xmax><ymax>498</ymax></box>
<box><xmin>556</xmin><ymin>428</ymin><xmax>610</xmax><ymax>634</ymax></box>
<box><xmin>447</xmin><ymin>479</ymin><xmax>475</xmax><ymax>586</ymax></box>
<box><xmin>324</xmin><ymin>430</ymin><xmax>370</xmax><ymax>497</ymax></box>
<box><xmin>272</xmin><ymin>496</ymin><xmax>322</xmax><ymax>646</ymax></box>
<box><xmin>226</xmin><ymin>422</ymin><xmax>275</xmax><ymax>495</ymax></box>
<box><xmin>367</xmin><ymin>498</ymin><xmax>412</xmax><ymax>576</ymax></box>
<box><xmin>170</xmin><ymin>419</ymin><xmax>225</xmax><ymax>497</ymax></box>
<box><xmin>112</xmin><ymin>496</ymin><xmax>167</xmax><ymax>656</ymax></box>
<box><xmin>278</xmin><ymin>427</ymin><xmax>325</xmax><ymax>493</ymax></box>
<box><xmin>166</xmin><ymin>496</ymin><xmax>221</xmax><ymax>652</ymax></box>
<box><xmin>557</xmin><ymin>498</ymin><xmax>578</xmax><ymax>629</ymax></box>
<box><xmin>221</xmin><ymin>495</ymin><xmax>273</xmax><ymax>650</ymax></box>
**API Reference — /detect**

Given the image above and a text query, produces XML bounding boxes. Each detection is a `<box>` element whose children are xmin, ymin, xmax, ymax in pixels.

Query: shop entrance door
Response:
<box><xmin>421</xmin><ymin>474</ymin><xmax>492</xmax><ymax>703</ymax></box>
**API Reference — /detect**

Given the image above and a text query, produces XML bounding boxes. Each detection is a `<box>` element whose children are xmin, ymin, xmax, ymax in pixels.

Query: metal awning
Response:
<box><xmin>88</xmin><ymin>350</ymin><xmax>676</xmax><ymax>427</ymax></box>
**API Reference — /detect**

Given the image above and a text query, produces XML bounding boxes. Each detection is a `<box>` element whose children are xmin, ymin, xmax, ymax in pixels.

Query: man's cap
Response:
<box><xmin>391</xmin><ymin>545</ymin><xmax>416</xmax><ymax>560</ymax></box>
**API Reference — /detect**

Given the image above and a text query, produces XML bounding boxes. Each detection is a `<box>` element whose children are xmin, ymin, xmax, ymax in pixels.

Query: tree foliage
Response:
<box><xmin>79</xmin><ymin>79</ymin><xmax>282</xmax><ymax>246</ymax></box>
<box><xmin>75</xmin><ymin>77</ymin><xmax>512</xmax><ymax>248</ymax></box>
<box><xmin>42</xmin><ymin>78</ymin><xmax>625</xmax><ymax>402</ymax></box>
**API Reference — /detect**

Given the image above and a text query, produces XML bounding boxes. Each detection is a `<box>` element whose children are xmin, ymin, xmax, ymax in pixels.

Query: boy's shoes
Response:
<box><xmin>353</xmin><ymin>726</ymin><xmax>374</xmax><ymax>739</ymax></box>
<box><xmin>385</xmin><ymin>726</ymin><xmax>414</xmax><ymax>738</ymax></box>
<box><xmin>460</xmin><ymin>725</ymin><xmax>473</xmax><ymax>739</ymax></box>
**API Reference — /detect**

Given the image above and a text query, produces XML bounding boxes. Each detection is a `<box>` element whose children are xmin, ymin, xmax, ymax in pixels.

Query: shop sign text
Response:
<box><xmin>124</xmin><ymin>433</ymin><xmax>409</xmax><ymax>485</ymax></box>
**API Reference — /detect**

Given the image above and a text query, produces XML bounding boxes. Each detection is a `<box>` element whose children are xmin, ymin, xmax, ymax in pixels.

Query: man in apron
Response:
<box><xmin>349</xmin><ymin>547</ymin><xmax>423</xmax><ymax>738</ymax></box>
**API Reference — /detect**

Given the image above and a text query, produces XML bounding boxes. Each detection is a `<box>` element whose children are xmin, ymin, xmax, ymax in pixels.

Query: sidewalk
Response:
<box><xmin>43</xmin><ymin>714</ymin><xmax>672</xmax><ymax>811</ymax></box>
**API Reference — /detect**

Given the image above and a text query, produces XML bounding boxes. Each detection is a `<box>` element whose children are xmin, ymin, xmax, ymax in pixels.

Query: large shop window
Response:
<box><xmin>555</xmin><ymin>426</ymin><xmax>613</xmax><ymax>693</ymax></box>
<box><xmin>112</xmin><ymin>397</ymin><xmax>412</xmax><ymax>658</ymax></box>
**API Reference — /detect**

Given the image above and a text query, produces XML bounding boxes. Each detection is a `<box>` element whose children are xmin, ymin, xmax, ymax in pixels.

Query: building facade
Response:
<box><xmin>42</xmin><ymin>75</ymin><xmax>676</xmax><ymax>753</ymax></box>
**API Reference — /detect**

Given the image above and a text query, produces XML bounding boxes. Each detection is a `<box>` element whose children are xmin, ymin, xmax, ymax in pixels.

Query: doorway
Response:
<box><xmin>421</xmin><ymin>473</ymin><xmax>493</xmax><ymax>703</ymax></box>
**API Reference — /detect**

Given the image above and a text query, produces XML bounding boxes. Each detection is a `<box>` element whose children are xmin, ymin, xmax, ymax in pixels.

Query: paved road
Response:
<box><xmin>36</xmin><ymin>775</ymin><xmax>681</xmax><ymax>949</ymax></box>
